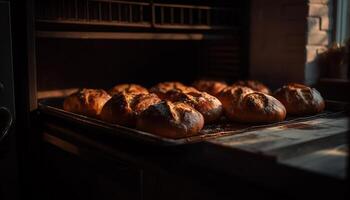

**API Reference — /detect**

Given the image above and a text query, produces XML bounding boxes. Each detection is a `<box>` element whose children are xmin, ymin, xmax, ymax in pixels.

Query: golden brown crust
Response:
<box><xmin>192</xmin><ymin>80</ymin><xmax>228</xmax><ymax>97</ymax></box>
<box><xmin>163</xmin><ymin>90</ymin><xmax>223</xmax><ymax>123</ymax></box>
<box><xmin>131</xmin><ymin>93</ymin><xmax>162</xmax><ymax>114</ymax></box>
<box><xmin>136</xmin><ymin>101</ymin><xmax>204</xmax><ymax>139</ymax></box>
<box><xmin>100</xmin><ymin>93</ymin><xmax>135</xmax><ymax>126</ymax></box>
<box><xmin>100</xmin><ymin>93</ymin><xmax>161</xmax><ymax>126</ymax></box>
<box><xmin>218</xmin><ymin>86</ymin><xmax>286</xmax><ymax>123</ymax></box>
<box><xmin>149</xmin><ymin>82</ymin><xmax>198</xmax><ymax>99</ymax></box>
<box><xmin>218</xmin><ymin>86</ymin><xmax>254</xmax><ymax>119</ymax></box>
<box><xmin>109</xmin><ymin>84</ymin><xmax>148</xmax><ymax>96</ymax></box>
<box><xmin>232</xmin><ymin>80</ymin><xmax>271</xmax><ymax>94</ymax></box>
<box><xmin>273</xmin><ymin>83</ymin><xmax>325</xmax><ymax>115</ymax></box>
<box><xmin>63</xmin><ymin>89</ymin><xmax>111</xmax><ymax>118</ymax></box>
<box><xmin>237</xmin><ymin>92</ymin><xmax>286</xmax><ymax>123</ymax></box>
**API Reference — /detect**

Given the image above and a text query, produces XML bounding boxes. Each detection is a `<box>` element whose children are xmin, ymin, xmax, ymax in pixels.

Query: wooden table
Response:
<box><xmin>39</xmin><ymin>112</ymin><xmax>349</xmax><ymax>200</ymax></box>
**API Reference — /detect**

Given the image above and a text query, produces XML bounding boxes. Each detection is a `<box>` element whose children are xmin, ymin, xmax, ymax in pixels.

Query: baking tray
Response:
<box><xmin>38</xmin><ymin>97</ymin><xmax>348</xmax><ymax>146</ymax></box>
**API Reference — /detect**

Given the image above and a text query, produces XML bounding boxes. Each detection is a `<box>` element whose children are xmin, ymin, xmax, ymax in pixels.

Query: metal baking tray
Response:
<box><xmin>38</xmin><ymin>97</ymin><xmax>348</xmax><ymax>146</ymax></box>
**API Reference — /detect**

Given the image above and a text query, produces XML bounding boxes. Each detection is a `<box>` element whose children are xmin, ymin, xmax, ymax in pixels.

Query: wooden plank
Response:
<box><xmin>281</xmin><ymin>145</ymin><xmax>348</xmax><ymax>179</ymax></box>
<box><xmin>210</xmin><ymin>116</ymin><xmax>349</xmax><ymax>160</ymax></box>
<box><xmin>264</xmin><ymin>132</ymin><xmax>346</xmax><ymax>160</ymax></box>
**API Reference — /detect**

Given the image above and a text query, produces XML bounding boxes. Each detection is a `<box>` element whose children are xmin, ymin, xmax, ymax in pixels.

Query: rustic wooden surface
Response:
<box><xmin>208</xmin><ymin>114</ymin><xmax>349</xmax><ymax>179</ymax></box>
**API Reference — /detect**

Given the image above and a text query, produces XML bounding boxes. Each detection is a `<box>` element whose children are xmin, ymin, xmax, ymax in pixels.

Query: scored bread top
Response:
<box><xmin>163</xmin><ymin>89</ymin><xmax>223</xmax><ymax>123</ymax></box>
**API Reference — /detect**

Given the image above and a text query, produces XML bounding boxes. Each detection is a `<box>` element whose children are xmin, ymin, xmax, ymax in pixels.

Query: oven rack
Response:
<box><xmin>35</xmin><ymin>0</ymin><xmax>238</xmax><ymax>31</ymax></box>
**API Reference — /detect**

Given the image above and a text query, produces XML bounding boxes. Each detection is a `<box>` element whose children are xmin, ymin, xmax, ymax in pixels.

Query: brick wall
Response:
<box><xmin>250</xmin><ymin>0</ymin><xmax>333</xmax><ymax>88</ymax></box>
<box><xmin>306</xmin><ymin>0</ymin><xmax>332</xmax><ymax>84</ymax></box>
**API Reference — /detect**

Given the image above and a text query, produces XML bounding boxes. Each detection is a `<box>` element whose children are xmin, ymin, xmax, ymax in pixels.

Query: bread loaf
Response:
<box><xmin>273</xmin><ymin>83</ymin><xmax>325</xmax><ymax>115</ymax></box>
<box><xmin>136</xmin><ymin>101</ymin><xmax>204</xmax><ymax>138</ymax></box>
<box><xmin>100</xmin><ymin>92</ymin><xmax>161</xmax><ymax>126</ymax></box>
<box><xmin>63</xmin><ymin>89</ymin><xmax>111</xmax><ymax>118</ymax></box>
<box><xmin>218</xmin><ymin>86</ymin><xmax>286</xmax><ymax>123</ymax></box>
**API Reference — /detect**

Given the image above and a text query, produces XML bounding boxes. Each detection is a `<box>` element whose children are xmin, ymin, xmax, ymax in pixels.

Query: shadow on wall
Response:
<box><xmin>249</xmin><ymin>0</ymin><xmax>308</xmax><ymax>89</ymax></box>
<box><xmin>249</xmin><ymin>0</ymin><xmax>336</xmax><ymax>88</ymax></box>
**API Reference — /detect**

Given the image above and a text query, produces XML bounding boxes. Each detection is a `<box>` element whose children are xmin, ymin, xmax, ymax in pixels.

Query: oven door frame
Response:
<box><xmin>7</xmin><ymin>0</ymin><xmax>41</xmax><ymax>198</ymax></box>
<box><xmin>0</xmin><ymin>1</ymin><xmax>19</xmax><ymax>199</ymax></box>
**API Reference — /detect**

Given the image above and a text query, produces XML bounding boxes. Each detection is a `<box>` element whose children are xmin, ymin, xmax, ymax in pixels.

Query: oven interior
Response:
<box><xmin>35</xmin><ymin>0</ymin><xmax>250</xmax><ymax>93</ymax></box>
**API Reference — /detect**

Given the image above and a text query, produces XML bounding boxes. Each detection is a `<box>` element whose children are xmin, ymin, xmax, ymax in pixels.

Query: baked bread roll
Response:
<box><xmin>149</xmin><ymin>81</ymin><xmax>197</xmax><ymax>99</ymax></box>
<box><xmin>232</xmin><ymin>80</ymin><xmax>271</xmax><ymax>94</ymax></box>
<box><xmin>136</xmin><ymin>101</ymin><xmax>204</xmax><ymax>139</ymax></box>
<box><xmin>100</xmin><ymin>92</ymin><xmax>161</xmax><ymax>126</ymax></box>
<box><xmin>109</xmin><ymin>84</ymin><xmax>148</xmax><ymax>95</ymax></box>
<box><xmin>163</xmin><ymin>90</ymin><xmax>223</xmax><ymax>123</ymax></box>
<box><xmin>218</xmin><ymin>86</ymin><xmax>286</xmax><ymax>123</ymax></box>
<box><xmin>273</xmin><ymin>83</ymin><xmax>325</xmax><ymax>115</ymax></box>
<box><xmin>192</xmin><ymin>80</ymin><xmax>227</xmax><ymax>97</ymax></box>
<box><xmin>63</xmin><ymin>88</ymin><xmax>111</xmax><ymax>118</ymax></box>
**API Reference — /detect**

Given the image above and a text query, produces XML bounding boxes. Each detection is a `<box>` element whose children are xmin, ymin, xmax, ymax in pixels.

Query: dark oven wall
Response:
<box><xmin>37</xmin><ymin>39</ymin><xmax>201</xmax><ymax>90</ymax></box>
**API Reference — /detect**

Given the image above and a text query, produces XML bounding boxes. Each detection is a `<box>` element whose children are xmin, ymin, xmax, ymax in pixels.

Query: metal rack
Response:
<box><xmin>35</xmin><ymin>0</ymin><xmax>237</xmax><ymax>30</ymax></box>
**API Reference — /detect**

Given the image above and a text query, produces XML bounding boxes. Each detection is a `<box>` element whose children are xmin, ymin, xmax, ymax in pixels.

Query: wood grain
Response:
<box><xmin>210</xmin><ymin>116</ymin><xmax>349</xmax><ymax>159</ymax></box>
<box><xmin>281</xmin><ymin>145</ymin><xmax>348</xmax><ymax>179</ymax></box>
